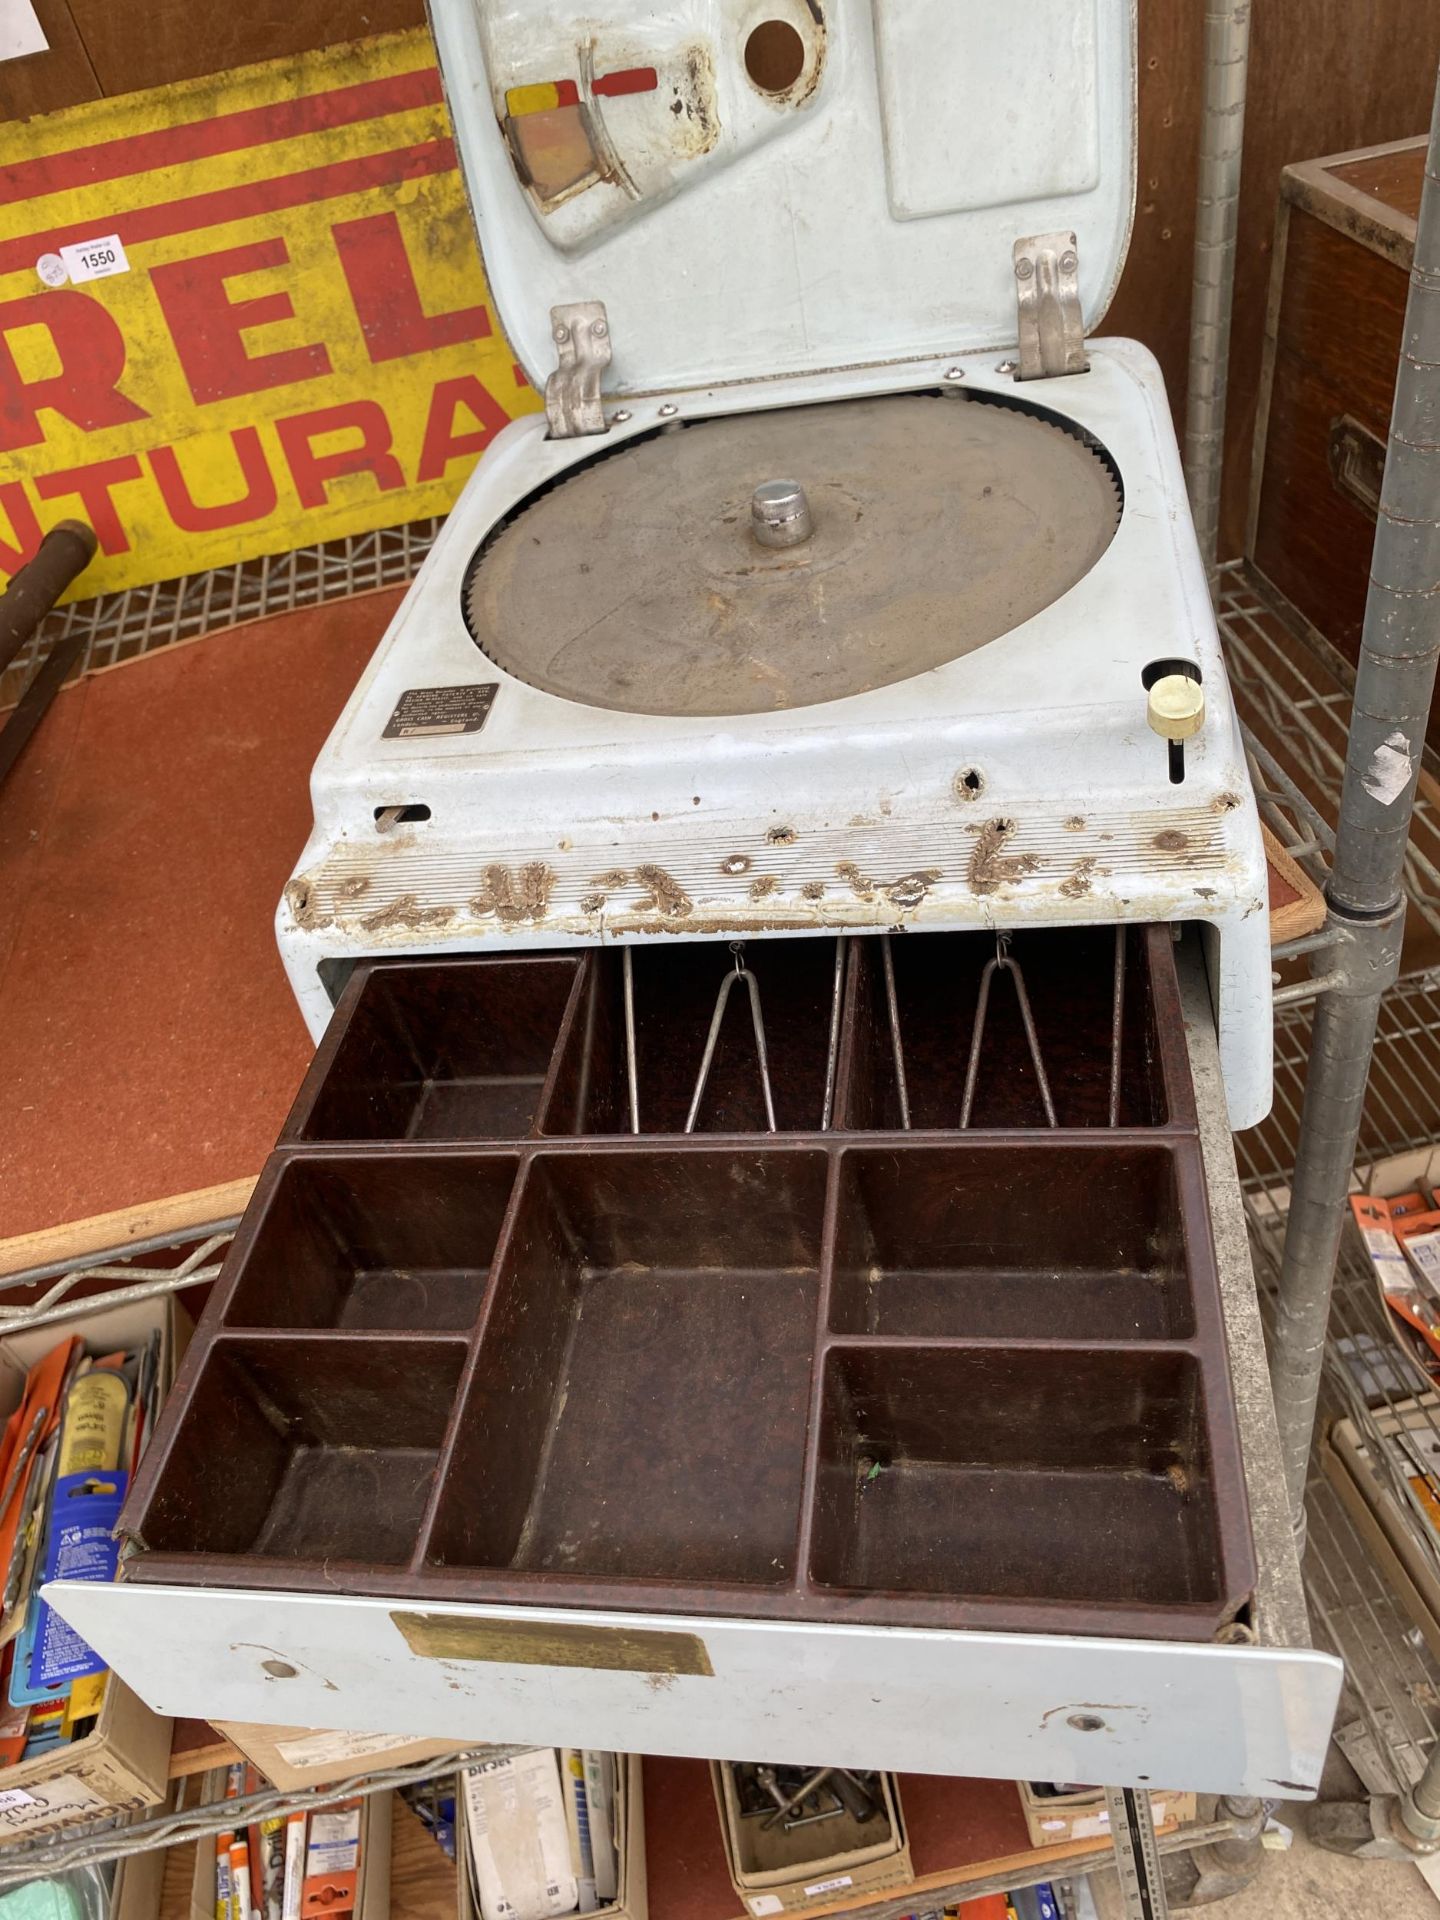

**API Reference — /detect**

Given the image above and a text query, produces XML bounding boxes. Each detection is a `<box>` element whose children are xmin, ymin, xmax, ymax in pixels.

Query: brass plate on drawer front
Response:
<box><xmin>391</xmin><ymin>1611</ymin><xmax>715</xmax><ymax>1676</ymax></box>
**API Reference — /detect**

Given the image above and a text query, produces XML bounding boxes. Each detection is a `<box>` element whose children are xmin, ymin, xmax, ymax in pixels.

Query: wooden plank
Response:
<box><xmin>1264</xmin><ymin>824</ymin><xmax>1326</xmax><ymax>944</ymax></box>
<box><xmin>0</xmin><ymin>1177</ymin><xmax>258</xmax><ymax>1282</ymax></box>
<box><xmin>391</xmin><ymin>1796</ymin><xmax>458</xmax><ymax>1920</ymax></box>
<box><xmin>1218</xmin><ymin>0</ymin><xmax>1436</xmax><ymax>556</ymax></box>
<box><xmin>1328</xmin><ymin>137</ymin><xmax>1428</xmax><ymax>225</ymax></box>
<box><xmin>167</xmin><ymin>1720</ymin><xmax>241</xmax><ymax>1782</ymax></box>
<box><xmin>62</xmin><ymin>0</ymin><xmax>427</xmax><ymax>96</ymax></box>
<box><xmin>1251</xmin><ymin>212</ymin><xmax>1408</xmax><ymax>673</ymax></box>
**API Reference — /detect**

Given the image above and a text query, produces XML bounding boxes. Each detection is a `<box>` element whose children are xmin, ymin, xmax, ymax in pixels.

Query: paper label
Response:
<box><xmin>306</xmin><ymin>1807</ymin><xmax>360</xmax><ymax>1877</ymax></box>
<box><xmin>748</xmin><ymin>1900</ymin><xmax>784</xmax><ymax>1916</ymax></box>
<box><xmin>275</xmin><ymin>1729</ymin><xmax>418</xmax><ymax>1767</ymax></box>
<box><xmin>0</xmin><ymin>0</ymin><xmax>47</xmax><ymax>61</ymax></box>
<box><xmin>58</xmin><ymin>235</ymin><xmax>129</xmax><ymax>284</ymax></box>
<box><xmin>0</xmin><ymin>1773</ymin><xmax>105</xmax><ymax>1830</ymax></box>
<box><xmin>803</xmin><ymin>1875</ymin><xmax>854</xmax><ymax>1896</ymax></box>
<box><xmin>463</xmin><ymin>1750</ymin><xmax>577</xmax><ymax>1920</ymax></box>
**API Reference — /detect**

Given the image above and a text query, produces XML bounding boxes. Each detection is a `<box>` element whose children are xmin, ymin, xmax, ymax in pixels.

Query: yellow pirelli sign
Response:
<box><xmin>0</xmin><ymin>29</ymin><xmax>541</xmax><ymax>598</ymax></box>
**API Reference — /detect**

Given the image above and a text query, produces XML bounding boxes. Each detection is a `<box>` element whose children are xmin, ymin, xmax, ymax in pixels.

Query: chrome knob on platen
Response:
<box><xmin>751</xmin><ymin>479</ymin><xmax>813</xmax><ymax>548</ymax></box>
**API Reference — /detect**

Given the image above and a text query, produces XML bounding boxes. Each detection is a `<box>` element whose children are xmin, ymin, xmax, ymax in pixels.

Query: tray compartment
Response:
<box><xmin>136</xmin><ymin>1336</ymin><xmax>464</xmax><ymax>1566</ymax></box>
<box><xmin>223</xmin><ymin>1155</ymin><xmax>520</xmax><ymax>1331</ymax></box>
<box><xmin>283</xmin><ymin>956</ymin><xmax>584</xmax><ymax>1142</ymax></box>
<box><xmin>544</xmin><ymin>939</ymin><xmax>847</xmax><ymax>1134</ymax></box>
<box><xmin>808</xmin><ymin>1344</ymin><xmax>1223</xmax><ymax>1611</ymax></box>
<box><xmin>423</xmin><ymin>1148</ymin><xmax>828</xmax><ymax>1585</ymax></box>
<box><xmin>828</xmin><ymin>1142</ymin><xmax>1195</xmax><ymax>1341</ymax></box>
<box><xmin>839</xmin><ymin>926</ymin><xmax>1179</xmax><ymax>1130</ymax></box>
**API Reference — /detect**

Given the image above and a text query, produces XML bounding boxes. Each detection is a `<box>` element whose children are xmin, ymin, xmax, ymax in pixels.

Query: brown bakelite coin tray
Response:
<box><xmin>121</xmin><ymin>927</ymin><xmax>1256</xmax><ymax>1641</ymax></box>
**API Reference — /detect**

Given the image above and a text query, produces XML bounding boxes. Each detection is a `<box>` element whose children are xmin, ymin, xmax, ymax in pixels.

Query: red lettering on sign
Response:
<box><xmin>151</xmin><ymin>238</ymin><xmax>331</xmax><ymax>405</ymax></box>
<box><xmin>0</xmin><ymin>292</ymin><xmax>148</xmax><ymax>452</ymax></box>
<box><xmin>275</xmin><ymin>400</ymin><xmax>403</xmax><ymax>508</ymax></box>
<box><xmin>35</xmin><ymin>455</ymin><xmax>144</xmax><ymax>554</ymax></box>
<box><xmin>417</xmin><ymin>375</ymin><xmax>511</xmax><ymax>483</ymax></box>
<box><xmin>0</xmin><ymin>481</ymin><xmax>42</xmax><ymax>575</ymax></box>
<box><xmin>332</xmin><ymin>211</ymin><xmax>491</xmax><ymax>364</ymax></box>
<box><xmin>149</xmin><ymin>428</ymin><xmax>278</xmax><ymax>533</ymax></box>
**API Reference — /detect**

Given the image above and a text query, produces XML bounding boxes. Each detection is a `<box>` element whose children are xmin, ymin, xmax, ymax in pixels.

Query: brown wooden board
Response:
<box><xmin>0</xmin><ymin>587</ymin><xmax>401</xmax><ymax>1252</ymax></box>
<box><xmin>1249</xmin><ymin>141</ymin><xmax>1419</xmax><ymax>726</ymax></box>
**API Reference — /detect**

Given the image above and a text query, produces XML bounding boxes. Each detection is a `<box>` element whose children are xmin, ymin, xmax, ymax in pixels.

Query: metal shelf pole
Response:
<box><xmin>1269</xmin><ymin>59</ymin><xmax>1440</xmax><ymax>1534</ymax></box>
<box><xmin>1184</xmin><ymin>0</ymin><xmax>1253</xmax><ymax>569</ymax></box>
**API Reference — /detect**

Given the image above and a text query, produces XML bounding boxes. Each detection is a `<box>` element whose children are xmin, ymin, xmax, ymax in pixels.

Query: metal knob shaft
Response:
<box><xmin>751</xmin><ymin>479</ymin><xmax>813</xmax><ymax>549</ymax></box>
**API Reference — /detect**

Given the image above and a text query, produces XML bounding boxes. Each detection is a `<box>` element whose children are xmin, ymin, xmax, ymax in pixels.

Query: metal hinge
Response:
<box><xmin>1013</xmin><ymin>231</ymin><xmax>1089</xmax><ymax>380</ymax></box>
<box><xmin>545</xmin><ymin>300</ymin><xmax>613</xmax><ymax>437</ymax></box>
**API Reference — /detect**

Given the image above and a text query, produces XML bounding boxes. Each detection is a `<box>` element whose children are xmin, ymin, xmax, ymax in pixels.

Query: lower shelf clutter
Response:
<box><xmin>138</xmin><ymin>1743</ymin><xmax>1205</xmax><ymax>1920</ymax></box>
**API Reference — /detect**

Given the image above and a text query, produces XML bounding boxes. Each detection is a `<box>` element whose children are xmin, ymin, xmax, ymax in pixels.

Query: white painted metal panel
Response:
<box><xmin>279</xmin><ymin>343</ymin><xmax>1273</xmax><ymax>1129</ymax></box>
<box><xmin>873</xmin><ymin>0</ymin><xmax>1102</xmax><ymax>219</ymax></box>
<box><xmin>47</xmin><ymin>1582</ymin><xmax>1340</xmax><ymax>1798</ymax></box>
<box><xmin>431</xmin><ymin>0</ymin><xmax>1136</xmax><ymax>391</ymax></box>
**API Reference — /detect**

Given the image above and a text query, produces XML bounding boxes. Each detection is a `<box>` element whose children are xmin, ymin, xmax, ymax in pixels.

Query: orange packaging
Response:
<box><xmin>301</xmin><ymin>1798</ymin><xmax>360</xmax><ymax>1917</ymax></box>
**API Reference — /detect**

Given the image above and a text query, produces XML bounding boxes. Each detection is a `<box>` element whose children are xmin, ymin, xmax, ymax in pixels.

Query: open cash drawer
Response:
<box><xmin>116</xmin><ymin>926</ymin><xmax>1254</xmax><ymax>1642</ymax></box>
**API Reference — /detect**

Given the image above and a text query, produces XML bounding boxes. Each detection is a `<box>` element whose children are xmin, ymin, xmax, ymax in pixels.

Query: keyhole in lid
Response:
<box><xmin>745</xmin><ymin>19</ymin><xmax>806</xmax><ymax>93</ymax></box>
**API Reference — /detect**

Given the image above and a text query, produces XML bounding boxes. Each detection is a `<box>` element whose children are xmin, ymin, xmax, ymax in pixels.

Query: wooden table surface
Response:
<box><xmin>0</xmin><ymin>589</ymin><xmax>401</xmax><ymax>1267</ymax></box>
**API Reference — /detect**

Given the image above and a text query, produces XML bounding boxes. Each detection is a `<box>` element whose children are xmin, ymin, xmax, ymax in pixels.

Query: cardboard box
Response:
<box><xmin>712</xmin><ymin>1764</ymin><xmax>911</xmax><ymax>1916</ymax></box>
<box><xmin>459</xmin><ymin>1752</ymin><xmax>647</xmax><ymax>1920</ymax></box>
<box><xmin>188</xmin><ymin>1770</ymin><xmax>391</xmax><ymax>1920</ymax></box>
<box><xmin>0</xmin><ymin>1296</ymin><xmax>180</xmax><ymax>1842</ymax></box>
<box><xmin>1017</xmin><ymin>1781</ymin><xmax>1196</xmax><ymax>1848</ymax></box>
<box><xmin>214</xmin><ymin>1721</ymin><xmax>465</xmax><ymax>1793</ymax></box>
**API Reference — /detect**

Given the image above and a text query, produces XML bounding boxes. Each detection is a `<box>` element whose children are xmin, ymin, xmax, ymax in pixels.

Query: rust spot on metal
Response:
<box><xmin>361</xmin><ymin>893</ymin><xmax>455</xmax><ymax>933</ymax></box>
<box><xmin>750</xmin><ymin>874</ymin><xmax>780</xmax><ymax>900</ymax></box>
<box><xmin>766</xmin><ymin>824</ymin><xmax>797</xmax><ymax>846</ymax></box>
<box><xmin>1059</xmin><ymin>857</ymin><xmax>1098</xmax><ymax>899</ymax></box>
<box><xmin>848</xmin><ymin>814</ymin><xmax>877</xmax><ymax>828</ymax></box>
<box><xmin>635</xmin><ymin>864</ymin><xmax>693</xmax><ymax>916</ymax></box>
<box><xmin>593</xmin><ymin>868</ymin><xmax>628</xmax><ymax>890</ymax></box>
<box><xmin>284</xmin><ymin>878</ymin><xmax>330</xmax><ymax>933</ymax></box>
<box><xmin>967</xmin><ymin>818</ymin><xmax>1040</xmax><ymax>895</ymax></box>
<box><xmin>1195</xmin><ymin>886</ymin><xmax>1217</xmax><ymax>900</ymax></box>
<box><xmin>1154</xmin><ymin>829</ymin><xmax>1188</xmax><ymax>851</ymax></box>
<box><xmin>580</xmin><ymin>892</ymin><xmax>606</xmax><ymax>914</ymax></box>
<box><xmin>721</xmin><ymin>854</ymin><xmax>752</xmax><ymax>876</ymax></box>
<box><xmin>801</xmin><ymin>880</ymin><xmax>826</xmax><ymax>901</ymax></box>
<box><xmin>1063</xmin><ymin>815</ymin><xmax>1086</xmax><ymax>832</ymax></box>
<box><xmin>1214</xmin><ymin>791</ymin><xmax>1242</xmax><ymax>812</ymax></box>
<box><xmin>336</xmin><ymin>874</ymin><xmax>370</xmax><ymax>899</ymax></box>
<box><xmin>887</xmin><ymin>869</ymin><xmax>940</xmax><ymax>909</ymax></box>
<box><xmin>677</xmin><ymin>45</ymin><xmax>719</xmax><ymax>151</ymax></box>
<box><xmin>837</xmin><ymin>860</ymin><xmax>876</xmax><ymax>901</ymax></box>
<box><xmin>471</xmin><ymin>862</ymin><xmax>556</xmax><ymax>925</ymax></box>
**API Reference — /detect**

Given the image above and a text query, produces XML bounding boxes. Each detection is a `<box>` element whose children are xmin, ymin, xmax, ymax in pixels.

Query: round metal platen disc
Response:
<box><xmin>464</xmin><ymin>393</ymin><xmax>1120</xmax><ymax>717</ymax></box>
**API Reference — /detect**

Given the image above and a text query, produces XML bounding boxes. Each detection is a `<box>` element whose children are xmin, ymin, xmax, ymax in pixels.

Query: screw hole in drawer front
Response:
<box><xmin>809</xmin><ymin>1345</ymin><xmax>1223</xmax><ymax>1612</ymax></box>
<box><xmin>223</xmin><ymin>1155</ymin><xmax>521</xmax><ymax>1332</ymax></box>
<box><xmin>828</xmin><ymin>1142</ymin><xmax>1195</xmax><ymax>1341</ymax></box>
<box><xmin>424</xmin><ymin>1148</ymin><xmax>828</xmax><ymax>1586</ymax></box>
<box><xmin>139</xmin><ymin>1336</ymin><xmax>466</xmax><ymax>1567</ymax></box>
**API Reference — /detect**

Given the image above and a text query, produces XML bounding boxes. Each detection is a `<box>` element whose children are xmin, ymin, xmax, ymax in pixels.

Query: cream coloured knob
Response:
<box><xmin>1147</xmin><ymin>673</ymin><xmax>1205</xmax><ymax>742</ymax></box>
